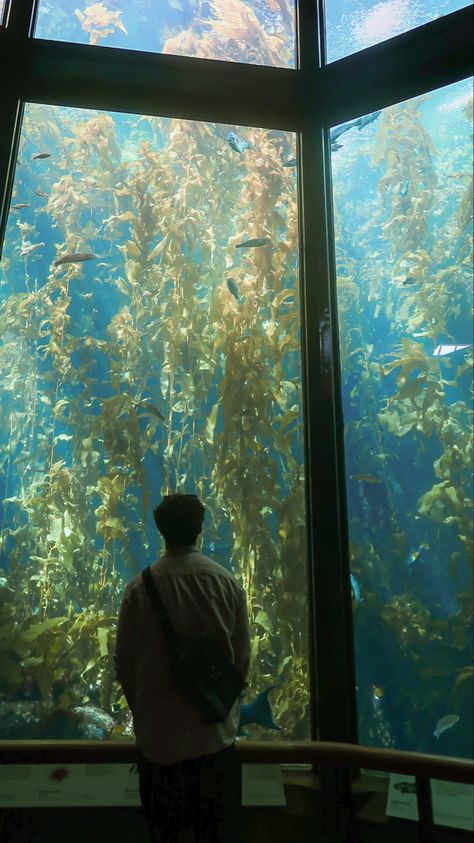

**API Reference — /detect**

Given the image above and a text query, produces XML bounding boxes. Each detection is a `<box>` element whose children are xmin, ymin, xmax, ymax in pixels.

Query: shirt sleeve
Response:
<box><xmin>114</xmin><ymin>587</ymin><xmax>136</xmax><ymax>712</ymax></box>
<box><xmin>232</xmin><ymin>588</ymin><xmax>251</xmax><ymax>690</ymax></box>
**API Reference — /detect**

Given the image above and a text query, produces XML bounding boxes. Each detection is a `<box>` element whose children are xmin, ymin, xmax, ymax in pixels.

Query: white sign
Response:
<box><xmin>0</xmin><ymin>763</ymin><xmax>140</xmax><ymax>807</ymax></box>
<box><xmin>0</xmin><ymin>762</ymin><xmax>287</xmax><ymax>808</ymax></box>
<box><xmin>432</xmin><ymin>778</ymin><xmax>474</xmax><ymax>831</ymax></box>
<box><xmin>387</xmin><ymin>774</ymin><xmax>473</xmax><ymax>831</ymax></box>
<box><xmin>241</xmin><ymin>764</ymin><xmax>286</xmax><ymax>806</ymax></box>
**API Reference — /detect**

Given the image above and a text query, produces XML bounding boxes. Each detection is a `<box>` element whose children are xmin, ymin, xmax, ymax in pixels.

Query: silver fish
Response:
<box><xmin>235</xmin><ymin>238</ymin><xmax>271</xmax><ymax>249</ymax></box>
<box><xmin>403</xmin><ymin>542</ymin><xmax>429</xmax><ymax>571</ymax></box>
<box><xmin>433</xmin><ymin>714</ymin><xmax>460</xmax><ymax>739</ymax></box>
<box><xmin>54</xmin><ymin>252</ymin><xmax>97</xmax><ymax>266</ymax></box>
<box><xmin>20</xmin><ymin>242</ymin><xmax>45</xmax><ymax>257</ymax></box>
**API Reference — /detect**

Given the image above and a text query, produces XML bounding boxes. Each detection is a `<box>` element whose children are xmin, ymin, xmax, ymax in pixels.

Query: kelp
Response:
<box><xmin>355</xmin><ymin>593</ymin><xmax>473</xmax><ymax>748</ymax></box>
<box><xmin>0</xmin><ymin>43</ymin><xmax>471</xmax><ymax>758</ymax></box>
<box><xmin>332</xmin><ymin>90</ymin><xmax>473</xmax><ymax>755</ymax></box>
<box><xmin>0</xmin><ymin>595</ymin><xmax>117</xmax><ymax>712</ymax></box>
<box><xmin>162</xmin><ymin>0</ymin><xmax>294</xmax><ymax>68</ymax></box>
<box><xmin>75</xmin><ymin>3</ymin><xmax>128</xmax><ymax>46</ymax></box>
<box><xmin>0</xmin><ymin>13</ymin><xmax>306</xmax><ymax>741</ymax></box>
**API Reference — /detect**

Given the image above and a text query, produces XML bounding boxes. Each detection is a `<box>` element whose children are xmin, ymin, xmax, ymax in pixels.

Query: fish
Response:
<box><xmin>54</xmin><ymin>252</ymin><xmax>97</xmax><ymax>266</ymax></box>
<box><xmin>330</xmin><ymin>122</ymin><xmax>355</xmax><ymax>143</ymax></box>
<box><xmin>11</xmin><ymin>203</ymin><xmax>30</xmax><ymax>210</ymax></box>
<box><xmin>227</xmin><ymin>132</ymin><xmax>252</xmax><ymax>154</ymax></box>
<box><xmin>350</xmin><ymin>573</ymin><xmax>361</xmax><ymax>606</ymax></box>
<box><xmin>50</xmin><ymin>767</ymin><xmax>69</xmax><ymax>782</ymax></box>
<box><xmin>32</xmin><ymin>152</ymin><xmax>51</xmax><ymax>160</ymax></box>
<box><xmin>355</xmin><ymin>110</ymin><xmax>382</xmax><ymax>130</ymax></box>
<box><xmin>404</xmin><ymin>542</ymin><xmax>429</xmax><ymax>571</ymax></box>
<box><xmin>403</xmin><ymin>276</ymin><xmax>417</xmax><ymax>285</ymax></box>
<box><xmin>235</xmin><ymin>238</ymin><xmax>271</xmax><ymax>249</ymax></box>
<box><xmin>20</xmin><ymin>242</ymin><xmax>45</xmax><ymax>257</ymax></box>
<box><xmin>394</xmin><ymin>781</ymin><xmax>417</xmax><ymax>794</ymax></box>
<box><xmin>135</xmin><ymin>401</ymin><xmax>165</xmax><ymax>421</ymax></box>
<box><xmin>400</xmin><ymin>179</ymin><xmax>410</xmax><ymax>197</ymax></box>
<box><xmin>328</xmin><ymin>111</ymin><xmax>381</xmax><ymax>148</ymax></box>
<box><xmin>433</xmin><ymin>713</ymin><xmax>460</xmax><ymax>739</ymax></box>
<box><xmin>283</xmin><ymin>158</ymin><xmax>297</xmax><ymax>167</ymax></box>
<box><xmin>432</xmin><ymin>344</ymin><xmax>470</xmax><ymax>357</ymax></box>
<box><xmin>349</xmin><ymin>474</ymin><xmax>382</xmax><ymax>484</ymax></box>
<box><xmin>35</xmin><ymin>190</ymin><xmax>48</xmax><ymax>198</ymax></box>
<box><xmin>226</xmin><ymin>277</ymin><xmax>241</xmax><ymax>301</ymax></box>
<box><xmin>237</xmin><ymin>685</ymin><xmax>280</xmax><ymax>737</ymax></box>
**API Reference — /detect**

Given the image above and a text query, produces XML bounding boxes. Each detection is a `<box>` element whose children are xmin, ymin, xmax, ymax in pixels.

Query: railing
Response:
<box><xmin>1</xmin><ymin>740</ymin><xmax>472</xmax><ymax>843</ymax></box>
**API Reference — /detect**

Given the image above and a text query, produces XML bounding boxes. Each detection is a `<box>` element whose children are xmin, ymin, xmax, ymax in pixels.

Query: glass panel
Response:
<box><xmin>34</xmin><ymin>0</ymin><xmax>295</xmax><ymax>68</ymax></box>
<box><xmin>325</xmin><ymin>0</ymin><xmax>471</xmax><ymax>64</ymax></box>
<box><xmin>331</xmin><ymin>80</ymin><xmax>473</xmax><ymax>758</ymax></box>
<box><xmin>0</xmin><ymin>103</ymin><xmax>307</xmax><ymax>743</ymax></box>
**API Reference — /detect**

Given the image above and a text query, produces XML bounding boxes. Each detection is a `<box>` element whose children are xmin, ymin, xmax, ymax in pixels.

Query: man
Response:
<box><xmin>114</xmin><ymin>493</ymin><xmax>251</xmax><ymax>842</ymax></box>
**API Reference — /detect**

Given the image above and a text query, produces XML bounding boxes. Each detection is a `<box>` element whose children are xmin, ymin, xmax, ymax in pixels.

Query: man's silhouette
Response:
<box><xmin>115</xmin><ymin>493</ymin><xmax>250</xmax><ymax>842</ymax></box>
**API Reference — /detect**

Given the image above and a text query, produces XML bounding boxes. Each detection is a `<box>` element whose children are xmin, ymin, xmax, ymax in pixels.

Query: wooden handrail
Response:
<box><xmin>0</xmin><ymin>740</ymin><xmax>472</xmax><ymax>784</ymax></box>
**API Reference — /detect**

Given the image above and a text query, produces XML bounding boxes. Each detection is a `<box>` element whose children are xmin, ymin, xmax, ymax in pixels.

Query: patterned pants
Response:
<box><xmin>136</xmin><ymin>741</ymin><xmax>242</xmax><ymax>843</ymax></box>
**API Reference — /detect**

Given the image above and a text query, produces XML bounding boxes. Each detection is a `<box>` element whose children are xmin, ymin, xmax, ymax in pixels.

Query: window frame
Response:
<box><xmin>0</xmin><ymin>0</ymin><xmax>472</xmax><ymax>758</ymax></box>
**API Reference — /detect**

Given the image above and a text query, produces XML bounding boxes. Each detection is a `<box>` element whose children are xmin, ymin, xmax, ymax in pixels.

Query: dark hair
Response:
<box><xmin>153</xmin><ymin>494</ymin><xmax>205</xmax><ymax>546</ymax></box>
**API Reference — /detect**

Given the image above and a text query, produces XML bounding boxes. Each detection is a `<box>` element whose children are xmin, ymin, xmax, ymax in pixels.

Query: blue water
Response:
<box><xmin>0</xmin><ymin>4</ymin><xmax>472</xmax><ymax>759</ymax></box>
<box><xmin>34</xmin><ymin>0</ymin><xmax>472</xmax><ymax>67</ymax></box>
<box><xmin>0</xmin><ymin>104</ymin><xmax>308</xmax><ymax>743</ymax></box>
<box><xmin>35</xmin><ymin>0</ymin><xmax>295</xmax><ymax>67</ymax></box>
<box><xmin>332</xmin><ymin>80</ymin><xmax>473</xmax><ymax>758</ymax></box>
<box><xmin>324</xmin><ymin>0</ymin><xmax>472</xmax><ymax>63</ymax></box>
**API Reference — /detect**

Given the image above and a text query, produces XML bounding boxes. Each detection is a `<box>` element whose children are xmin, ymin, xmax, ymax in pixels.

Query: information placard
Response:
<box><xmin>0</xmin><ymin>762</ymin><xmax>287</xmax><ymax>808</ymax></box>
<box><xmin>0</xmin><ymin>763</ymin><xmax>140</xmax><ymax>807</ymax></box>
<box><xmin>387</xmin><ymin>774</ymin><xmax>473</xmax><ymax>831</ymax></box>
<box><xmin>241</xmin><ymin>764</ymin><xmax>286</xmax><ymax>806</ymax></box>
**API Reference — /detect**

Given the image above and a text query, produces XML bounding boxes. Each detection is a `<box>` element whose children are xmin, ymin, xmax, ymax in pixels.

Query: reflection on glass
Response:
<box><xmin>0</xmin><ymin>103</ymin><xmax>307</xmax><ymax>742</ymax></box>
<box><xmin>325</xmin><ymin>0</ymin><xmax>471</xmax><ymax>63</ymax></box>
<box><xmin>331</xmin><ymin>80</ymin><xmax>473</xmax><ymax>758</ymax></box>
<box><xmin>34</xmin><ymin>0</ymin><xmax>295</xmax><ymax>68</ymax></box>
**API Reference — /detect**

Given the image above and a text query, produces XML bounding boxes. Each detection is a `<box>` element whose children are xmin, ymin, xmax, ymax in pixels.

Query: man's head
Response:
<box><xmin>153</xmin><ymin>494</ymin><xmax>205</xmax><ymax>547</ymax></box>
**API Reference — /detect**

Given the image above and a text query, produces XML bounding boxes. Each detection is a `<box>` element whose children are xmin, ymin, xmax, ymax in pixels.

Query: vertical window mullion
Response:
<box><xmin>5</xmin><ymin>0</ymin><xmax>38</xmax><ymax>36</ymax></box>
<box><xmin>0</xmin><ymin>0</ymin><xmax>39</xmax><ymax>253</ymax></box>
<box><xmin>297</xmin><ymin>0</ymin><xmax>358</xmax><ymax>747</ymax></box>
<box><xmin>0</xmin><ymin>96</ymin><xmax>23</xmax><ymax>259</ymax></box>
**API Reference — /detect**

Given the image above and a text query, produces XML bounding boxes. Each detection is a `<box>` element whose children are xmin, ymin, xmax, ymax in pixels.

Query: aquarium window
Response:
<box><xmin>0</xmin><ymin>102</ymin><xmax>309</xmax><ymax>743</ymax></box>
<box><xmin>330</xmin><ymin>79</ymin><xmax>473</xmax><ymax>758</ymax></box>
<box><xmin>324</xmin><ymin>0</ymin><xmax>471</xmax><ymax>64</ymax></box>
<box><xmin>33</xmin><ymin>0</ymin><xmax>296</xmax><ymax>68</ymax></box>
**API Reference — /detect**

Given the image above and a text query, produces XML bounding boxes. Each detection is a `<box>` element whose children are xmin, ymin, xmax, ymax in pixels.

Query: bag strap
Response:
<box><xmin>141</xmin><ymin>566</ymin><xmax>180</xmax><ymax>647</ymax></box>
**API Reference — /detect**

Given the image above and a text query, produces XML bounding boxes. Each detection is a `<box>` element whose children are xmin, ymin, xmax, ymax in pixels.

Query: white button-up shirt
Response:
<box><xmin>114</xmin><ymin>546</ymin><xmax>251</xmax><ymax>764</ymax></box>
